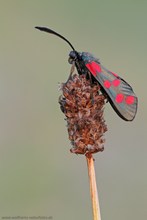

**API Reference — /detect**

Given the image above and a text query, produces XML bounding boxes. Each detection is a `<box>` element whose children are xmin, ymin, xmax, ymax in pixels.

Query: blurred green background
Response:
<box><xmin>0</xmin><ymin>0</ymin><xmax>146</xmax><ymax>219</ymax></box>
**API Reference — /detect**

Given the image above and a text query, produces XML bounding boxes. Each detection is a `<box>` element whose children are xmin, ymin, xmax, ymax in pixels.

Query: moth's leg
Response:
<box><xmin>65</xmin><ymin>61</ymin><xmax>75</xmax><ymax>83</ymax></box>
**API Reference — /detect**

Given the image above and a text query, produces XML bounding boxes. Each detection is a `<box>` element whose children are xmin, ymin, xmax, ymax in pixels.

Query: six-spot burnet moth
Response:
<box><xmin>35</xmin><ymin>26</ymin><xmax>138</xmax><ymax>121</ymax></box>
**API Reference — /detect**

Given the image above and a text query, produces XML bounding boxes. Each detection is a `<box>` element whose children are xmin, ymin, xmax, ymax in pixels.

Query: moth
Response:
<box><xmin>35</xmin><ymin>26</ymin><xmax>138</xmax><ymax>121</ymax></box>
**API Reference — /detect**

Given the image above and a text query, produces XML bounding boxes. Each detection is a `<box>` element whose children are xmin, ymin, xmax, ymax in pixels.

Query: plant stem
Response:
<box><xmin>86</xmin><ymin>154</ymin><xmax>101</xmax><ymax>220</ymax></box>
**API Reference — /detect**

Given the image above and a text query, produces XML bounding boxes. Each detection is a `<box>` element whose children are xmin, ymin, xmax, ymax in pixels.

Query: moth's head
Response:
<box><xmin>68</xmin><ymin>51</ymin><xmax>80</xmax><ymax>64</ymax></box>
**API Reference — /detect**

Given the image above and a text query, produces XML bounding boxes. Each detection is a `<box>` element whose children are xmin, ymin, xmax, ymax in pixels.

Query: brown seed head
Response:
<box><xmin>59</xmin><ymin>73</ymin><xmax>107</xmax><ymax>156</ymax></box>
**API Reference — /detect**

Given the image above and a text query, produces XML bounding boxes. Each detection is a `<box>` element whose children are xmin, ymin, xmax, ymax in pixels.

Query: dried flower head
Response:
<box><xmin>59</xmin><ymin>72</ymin><xmax>107</xmax><ymax>156</ymax></box>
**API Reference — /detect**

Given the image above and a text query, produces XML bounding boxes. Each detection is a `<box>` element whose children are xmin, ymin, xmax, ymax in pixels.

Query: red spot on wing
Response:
<box><xmin>125</xmin><ymin>96</ymin><xmax>135</xmax><ymax>105</ymax></box>
<box><xmin>104</xmin><ymin>80</ymin><xmax>111</xmax><ymax>88</ymax></box>
<box><xmin>115</xmin><ymin>94</ymin><xmax>124</xmax><ymax>103</ymax></box>
<box><xmin>111</xmin><ymin>71</ymin><xmax>118</xmax><ymax>77</ymax></box>
<box><xmin>112</xmin><ymin>79</ymin><xmax>120</xmax><ymax>87</ymax></box>
<box><xmin>86</xmin><ymin>62</ymin><xmax>101</xmax><ymax>76</ymax></box>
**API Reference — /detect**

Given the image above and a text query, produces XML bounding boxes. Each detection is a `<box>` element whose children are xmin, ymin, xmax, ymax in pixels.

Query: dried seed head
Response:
<box><xmin>59</xmin><ymin>73</ymin><xmax>107</xmax><ymax>156</ymax></box>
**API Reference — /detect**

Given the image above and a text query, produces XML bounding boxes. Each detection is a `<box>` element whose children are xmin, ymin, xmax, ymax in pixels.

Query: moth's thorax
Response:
<box><xmin>81</xmin><ymin>52</ymin><xmax>100</xmax><ymax>64</ymax></box>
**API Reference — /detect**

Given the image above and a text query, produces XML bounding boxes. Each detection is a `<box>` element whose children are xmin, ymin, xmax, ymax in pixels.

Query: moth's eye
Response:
<box><xmin>69</xmin><ymin>51</ymin><xmax>77</xmax><ymax>59</ymax></box>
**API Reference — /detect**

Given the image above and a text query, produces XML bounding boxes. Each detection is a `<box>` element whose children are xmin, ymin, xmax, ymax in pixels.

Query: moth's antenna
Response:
<box><xmin>35</xmin><ymin>26</ymin><xmax>75</xmax><ymax>51</ymax></box>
